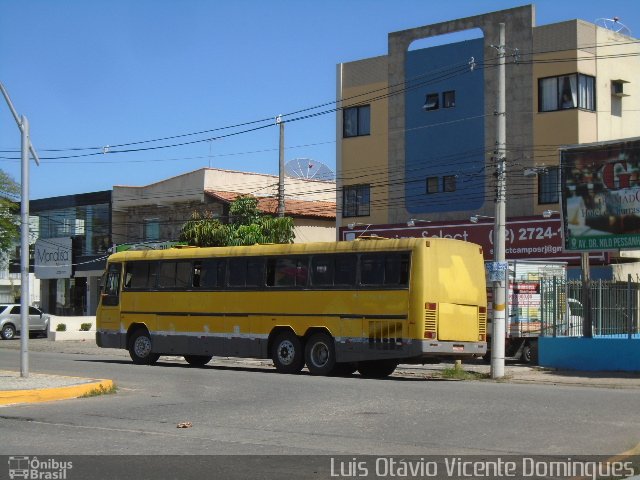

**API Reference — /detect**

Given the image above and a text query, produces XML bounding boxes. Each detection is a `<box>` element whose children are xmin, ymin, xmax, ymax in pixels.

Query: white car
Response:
<box><xmin>0</xmin><ymin>304</ymin><xmax>50</xmax><ymax>340</ymax></box>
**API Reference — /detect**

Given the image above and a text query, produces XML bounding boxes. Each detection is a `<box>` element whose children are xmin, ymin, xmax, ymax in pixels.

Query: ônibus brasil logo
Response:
<box><xmin>8</xmin><ymin>456</ymin><xmax>72</xmax><ymax>480</ymax></box>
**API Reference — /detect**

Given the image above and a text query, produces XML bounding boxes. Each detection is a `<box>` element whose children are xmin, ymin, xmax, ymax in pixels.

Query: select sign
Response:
<box><xmin>34</xmin><ymin>237</ymin><xmax>72</xmax><ymax>279</ymax></box>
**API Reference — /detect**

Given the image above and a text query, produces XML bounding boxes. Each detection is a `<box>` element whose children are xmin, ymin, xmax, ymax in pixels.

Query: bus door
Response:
<box><xmin>98</xmin><ymin>262</ymin><xmax>122</xmax><ymax>331</ymax></box>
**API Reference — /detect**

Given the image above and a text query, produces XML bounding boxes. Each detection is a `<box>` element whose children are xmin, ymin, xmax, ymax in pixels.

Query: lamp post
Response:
<box><xmin>1</xmin><ymin>82</ymin><xmax>41</xmax><ymax>378</ymax></box>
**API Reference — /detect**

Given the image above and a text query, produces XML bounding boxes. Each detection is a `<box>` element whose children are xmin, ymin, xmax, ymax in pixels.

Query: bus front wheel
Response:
<box><xmin>271</xmin><ymin>331</ymin><xmax>304</xmax><ymax>374</ymax></box>
<box><xmin>357</xmin><ymin>359</ymin><xmax>398</xmax><ymax>378</ymax></box>
<box><xmin>129</xmin><ymin>330</ymin><xmax>160</xmax><ymax>365</ymax></box>
<box><xmin>305</xmin><ymin>332</ymin><xmax>336</xmax><ymax>376</ymax></box>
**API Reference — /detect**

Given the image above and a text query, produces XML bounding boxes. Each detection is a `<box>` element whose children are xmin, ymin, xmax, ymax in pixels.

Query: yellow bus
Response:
<box><xmin>96</xmin><ymin>237</ymin><xmax>487</xmax><ymax>378</ymax></box>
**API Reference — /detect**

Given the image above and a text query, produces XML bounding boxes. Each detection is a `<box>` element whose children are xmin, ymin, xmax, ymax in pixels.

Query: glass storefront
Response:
<box><xmin>28</xmin><ymin>191</ymin><xmax>111</xmax><ymax>316</ymax></box>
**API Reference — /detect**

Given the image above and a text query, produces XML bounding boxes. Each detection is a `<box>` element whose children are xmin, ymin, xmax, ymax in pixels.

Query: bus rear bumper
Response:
<box><xmin>416</xmin><ymin>339</ymin><xmax>487</xmax><ymax>357</ymax></box>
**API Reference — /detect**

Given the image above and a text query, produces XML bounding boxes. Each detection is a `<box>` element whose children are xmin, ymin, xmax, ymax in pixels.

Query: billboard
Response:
<box><xmin>561</xmin><ymin>137</ymin><xmax>640</xmax><ymax>251</ymax></box>
<box><xmin>339</xmin><ymin>217</ymin><xmax>607</xmax><ymax>264</ymax></box>
<box><xmin>34</xmin><ymin>237</ymin><xmax>72</xmax><ymax>279</ymax></box>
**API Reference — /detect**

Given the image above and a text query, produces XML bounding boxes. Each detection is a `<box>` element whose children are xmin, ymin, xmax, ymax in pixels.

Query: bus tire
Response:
<box><xmin>184</xmin><ymin>355</ymin><xmax>213</xmax><ymax>367</ymax></box>
<box><xmin>272</xmin><ymin>331</ymin><xmax>304</xmax><ymax>374</ymax></box>
<box><xmin>305</xmin><ymin>332</ymin><xmax>336</xmax><ymax>376</ymax></box>
<box><xmin>330</xmin><ymin>362</ymin><xmax>358</xmax><ymax>376</ymax></box>
<box><xmin>357</xmin><ymin>359</ymin><xmax>398</xmax><ymax>379</ymax></box>
<box><xmin>129</xmin><ymin>329</ymin><xmax>160</xmax><ymax>365</ymax></box>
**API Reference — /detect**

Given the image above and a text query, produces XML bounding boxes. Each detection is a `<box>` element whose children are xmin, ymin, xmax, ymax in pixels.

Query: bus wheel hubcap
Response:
<box><xmin>311</xmin><ymin>343</ymin><xmax>329</xmax><ymax>367</ymax></box>
<box><xmin>135</xmin><ymin>336</ymin><xmax>151</xmax><ymax>358</ymax></box>
<box><xmin>278</xmin><ymin>341</ymin><xmax>295</xmax><ymax>365</ymax></box>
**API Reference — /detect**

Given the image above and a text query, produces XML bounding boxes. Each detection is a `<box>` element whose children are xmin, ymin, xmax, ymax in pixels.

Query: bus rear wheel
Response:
<box><xmin>129</xmin><ymin>330</ymin><xmax>160</xmax><ymax>365</ymax></box>
<box><xmin>357</xmin><ymin>359</ymin><xmax>398</xmax><ymax>378</ymax></box>
<box><xmin>330</xmin><ymin>362</ymin><xmax>358</xmax><ymax>376</ymax></box>
<box><xmin>305</xmin><ymin>332</ymin><xmax>336</xmax><ymax>376</ymax></box>
<box><xmin>184</xmin><ymin>355</ymin><xmax>213</xmax><ymax>367</ymax></box>
<box><xmin>271</xmin><ymin>331</ymin><xmax>304</xmax><ymax>374</ymax></box>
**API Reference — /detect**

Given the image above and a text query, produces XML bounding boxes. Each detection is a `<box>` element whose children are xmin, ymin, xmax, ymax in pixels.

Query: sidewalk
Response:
<box><xmin>1</xmin><ymin>339</ymin><xmax>639</xmax><ymax>407</ymax></box>
<box><xmin>0</xmin><ymin>369</ymin><xmax>114</xmax><ymax>406</ymax></box>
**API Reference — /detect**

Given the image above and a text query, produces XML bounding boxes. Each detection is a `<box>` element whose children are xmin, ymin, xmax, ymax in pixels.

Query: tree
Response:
<box><xmin>0</xmin><ymin>170</ymin><xmax>20</xmax><ymax>258</ymax></box>
<box><xmin>179</xmin><ymin>196</ymin><xmax>295</xmax><ymax>247</ymax></box>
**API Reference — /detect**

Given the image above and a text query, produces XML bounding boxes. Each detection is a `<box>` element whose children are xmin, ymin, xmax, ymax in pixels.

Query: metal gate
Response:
<box><xmin>540</xmin><ymin>277</ymin><xmax>640</xmax><ymax>338</ymax></box>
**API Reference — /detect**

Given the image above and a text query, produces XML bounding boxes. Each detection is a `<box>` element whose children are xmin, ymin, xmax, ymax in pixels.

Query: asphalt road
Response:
<box><xmin>1</xmin><ymin>340</ymin><xmax>639</xmax><ymax>479</ymax></box>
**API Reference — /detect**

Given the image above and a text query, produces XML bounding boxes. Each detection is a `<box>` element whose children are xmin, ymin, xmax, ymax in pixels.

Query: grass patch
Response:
<box><xmin>80</xmin><ymin>383</ymin><xmax>117</xmax><ymax>398</ymax></box>
<box><xmin>439</xmin><ymin>366</ymin><xmax>490</xmax><ymax>381</ymax></box>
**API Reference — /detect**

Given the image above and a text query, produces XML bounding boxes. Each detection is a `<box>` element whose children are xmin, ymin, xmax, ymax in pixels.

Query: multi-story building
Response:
<box><xmin>336</xmin><ymin>4</ymin><xmax>640</xmax><ymax>278</ymax></box>
<box><xmin>112</xmin><ymin>167</ymin><xmax>336</xmax><ymax>246</ymax></box>
<box><xmin>11</xmin><ymin>191</ymin><xmax>112</xmax><ymax>316</ymax></box>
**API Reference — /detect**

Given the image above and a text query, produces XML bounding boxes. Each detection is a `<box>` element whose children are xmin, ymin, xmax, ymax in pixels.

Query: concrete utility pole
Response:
<box><xmin>491</xmin><ymin>23</ymin><xmax>507</xmax><ymax>379</ymax></box>
<box><xmin>276</xmin><ymin>115</ymin><xmax>285</xmax><ymax>217</ymax></box>
<box><xmin>0</xmin><ymin>82</ymin><xmax>41</xmax><ymax>378</ymax></box>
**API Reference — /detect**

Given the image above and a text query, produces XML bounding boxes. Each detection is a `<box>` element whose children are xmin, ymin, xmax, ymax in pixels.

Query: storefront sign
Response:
<box><xmin>339</xmin><ymin>216</ymin><xmax>608</xmax><ymax>264</ymax></box>
<box><xmin>35</xmin><ymin>237</ymin><xmax>72</xmax><ymax>279</ymax></box>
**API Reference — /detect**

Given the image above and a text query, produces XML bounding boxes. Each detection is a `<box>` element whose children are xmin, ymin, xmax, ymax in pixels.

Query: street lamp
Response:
<box><xmin>347</xmin><ymin>222</ymin><xmax>373</xmax><ymax>237</ymax></box>
<box><xmin>407</xmin><ymin>218</ymin><xmax>431</xmax><ymax>227</ymax></box>
<box><xmin>470</xmin><ymin>214</ymin><xmax>494</xmax><ymax>223</ymax></box>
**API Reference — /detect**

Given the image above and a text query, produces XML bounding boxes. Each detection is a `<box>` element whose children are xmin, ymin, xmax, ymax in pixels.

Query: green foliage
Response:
<box><xmin>179</xmin><ymin>196</ymin><xmax>295</xmax><ymax>247</ymax></box>
<box><xmin>56</xmin><ymin>323</ymin><xmax>67</xmax><ymax>332</ymax></box>
<box><xmin>439</xmin><ymin>365</ymin><xmax>489</xmax><ymax>381</ymax></box>
<box><xmin>80</xmin><ymin>323</ymin><xmax>92</xmax><ymax>331</ymax></box>
<box><xmin>0</xmin><ymin>170</ymin><xmax>20</xmax><ymax>256</ymax></box>
<box><xmin>80</xmin><ymin>383</ymin><xmax>117</xmax><ymax>398</ymax></box>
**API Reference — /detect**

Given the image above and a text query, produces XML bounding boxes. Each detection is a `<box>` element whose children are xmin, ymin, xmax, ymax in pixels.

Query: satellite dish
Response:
<box><xmin>285</xmin><ymin>158</ymin><xmax>335</xmax><ymax>181</ymax></box>
<box><xmin>594</xmin><ymin>17</ymin><xmax>632</xmax><ymax>36</ymax></box>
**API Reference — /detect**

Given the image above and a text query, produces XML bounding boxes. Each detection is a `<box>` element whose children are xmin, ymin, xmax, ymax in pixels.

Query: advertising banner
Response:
<box><xmin>340</xmin><ymin>217</ymin><xmax>607</xmax><ymax>264</ymax></box>
<box><xmin>561</xmin><ymin>137</ymin><xmax>640</xmax><ymax>251</ymax></box>
<box><xmin>34</xmin><ymin>237</ymin><xmax>72</xmax><ymax>279</ymax></box>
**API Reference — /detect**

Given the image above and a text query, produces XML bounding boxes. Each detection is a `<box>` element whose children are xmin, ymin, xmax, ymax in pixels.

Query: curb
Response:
<box><xmin>0</xmin><ymin>378</ymin><xmax>114</xmax><ymax>406</ymax></box>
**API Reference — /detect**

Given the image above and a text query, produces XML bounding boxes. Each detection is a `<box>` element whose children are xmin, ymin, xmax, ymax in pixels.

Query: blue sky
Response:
<box><xmin>1</xmin><ymin>0</ymin><xmax>638</xmax><ymax>200</ymax></box>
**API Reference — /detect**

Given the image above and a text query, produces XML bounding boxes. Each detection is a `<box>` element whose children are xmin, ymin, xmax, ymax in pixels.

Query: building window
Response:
<box><xmin>538</xmin><ymin>167</ymin><xmax>560</xmax><ymax>204</ymax></box>
<box><xmin>426</xmin><ymin>177</ymin><xmax>439</xmax><ymax>194</ymax></box>
<box><xmin>144</xmin><ymin>219</ymin><xmax>160</xmax><ymax>241</ymax></box>
<box><xmin>443</xmin><ymin>91</ymin><xmax>456</xmax><ymax>108</ymax></box>
<box><xmin>538</xmin><ymin>73</ymin><xmax>595</xmax><ymax>112</ymax></box>
<box><xmin>343</xmin><ymin>105</ymin><xmax>371</xmax><ymax>137</ymax></box>
<box><xmin>342</xmin><ymin>184</ymin><xmax>370</xmax><ymax>217</ymax></box>
<box><xmin>423</xmin><ymin>93</ymin><xmax>439</xmax><ymax>111</ymax></box>
<box><xmin>443</xmin><ymin>175</ymin><xmax>457</xmax><ymax>192</ymax></box>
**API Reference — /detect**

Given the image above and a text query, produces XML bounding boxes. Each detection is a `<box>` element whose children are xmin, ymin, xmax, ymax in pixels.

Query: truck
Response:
<box><xmin>486</xmin><ymin>260</ymin><xmax>568</xmax><ymax>364</ymax></box>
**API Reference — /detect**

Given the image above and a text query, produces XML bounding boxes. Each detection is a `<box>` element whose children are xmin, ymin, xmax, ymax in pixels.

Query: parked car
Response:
<box><xmin>0</xmin><ymin>304</ymin><xmax>50</xmax><ymax>340</ymax></box>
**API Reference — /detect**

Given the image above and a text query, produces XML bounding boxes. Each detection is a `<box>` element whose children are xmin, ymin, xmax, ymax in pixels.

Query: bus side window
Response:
<box><xmin>102</xmin><ymin>263</ymin><xmax>122</xmax><ymax>306</ymax></box>
<box><xmin>198</xmin><ymin>259</ymin><xmax>225</xmax><ymax>288</ymax></box>
<box><xmin>361</xmin><ymin>254</ymin><xmax>385</xmax><ymax>285</ymax></box>
<box><xmin>267</xmin><ymin>257</ymin><xmax>308</xmax><ymax>287</ymax></box>
<box><xmin>384</xmin><ymin>253</ymin><xmax>410</xmax><ymax>286</ymax></box>
<box><xmin>311</xmin><ymin>256</ymin><xmax>333</xmax><ymax>286</ymax></box>
<box><xmin>125</xmin><ymin>261</ymin><xmax>158</xmax><ymax>290</ymax></box>
<box><xmin>334</xmin><ymin>255</ymin><xmax>356</xmax><ymax>286</ymax></box>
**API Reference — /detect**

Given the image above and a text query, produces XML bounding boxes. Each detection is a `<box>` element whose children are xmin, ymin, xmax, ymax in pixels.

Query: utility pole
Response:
<box><xmin>276</xmin><ymin>115</ymin><xmax>285</xmax><ymax>217</ymax></box>
<box><xmin>1</xmin><ymin>82</ymin><xmax>41</xmax><ymax>378</ymax></box>
<box><xmin>491</xmin><ymin>23</ymin><xmax>507</xmax><ymax>379</ymax></box>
